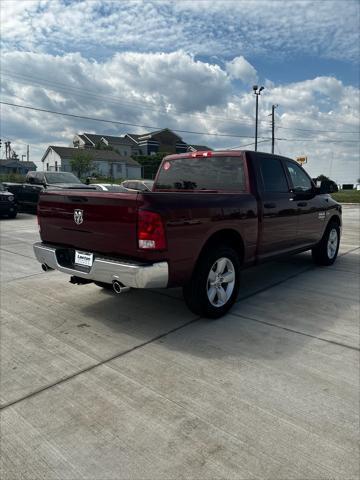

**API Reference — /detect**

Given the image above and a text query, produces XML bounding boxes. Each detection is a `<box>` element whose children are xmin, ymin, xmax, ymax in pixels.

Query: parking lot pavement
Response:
<box><xmin>1</xmin><ymin>207</ymin><xmax>359</xmax><ymax>479</ymax></box>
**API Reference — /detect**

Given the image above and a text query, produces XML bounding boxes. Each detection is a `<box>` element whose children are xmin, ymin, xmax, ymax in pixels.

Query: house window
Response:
<box><xmin>55</xmin><ymin>161</ymin><xmax>58</xmax><ymax>172</ymax></box>
<box><xmin>46</xmin><ymin>163</ymin><xmax>49</xmax><ymax>171</ymax></box>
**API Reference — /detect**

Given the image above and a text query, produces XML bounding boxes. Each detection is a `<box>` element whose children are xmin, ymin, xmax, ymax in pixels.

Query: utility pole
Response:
<box><xmin>271</xmin><ymin>104</ymin><xmax>278</xmax><ymax>154</ymax></box>
<box><xmin>5</xmin><ymin>141</ymin><xmax>11</xmax><ymax>160</ymax></box>
<box><xmin>253</xmin><ymin>85</ymin><xmax>264</xmax><ymax>151</ymax></box>
<box><xmin>27</xmin><ymin>144</ymin><xmax>30</xmax><ymax>162</ymax></box>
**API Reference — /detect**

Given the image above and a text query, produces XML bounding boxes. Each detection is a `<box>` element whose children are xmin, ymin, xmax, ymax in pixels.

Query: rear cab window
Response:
<box><xmin>259</xmin><ymin>156</ymin><xmax>289</xmax><ymax>193</ymax></box>
<box><xmin>155</xmin><ymin>155</ymin><xmax>248</xmax><ymax>193</ymax></box>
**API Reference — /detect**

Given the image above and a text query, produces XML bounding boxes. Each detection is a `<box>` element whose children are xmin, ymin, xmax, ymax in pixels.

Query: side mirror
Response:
<box><xmin>315</xmin><ymin>180</ymin><xmax>338</xmax><ymax>194</ymax></box>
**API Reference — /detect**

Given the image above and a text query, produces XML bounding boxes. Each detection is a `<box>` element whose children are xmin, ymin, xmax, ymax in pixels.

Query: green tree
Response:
<box><xmin>135</xmin><ymin>152</ymin><xmax>169</xmax><ymax>179</ymax></box>
<box><xmin>70</xmin><ymin>151</ymin><xmax>94</xmax><ymax>178</ymax></box>
<box><xmin>316</xmin><ymin>174</ymin><xmax>330</xmax><ymax>181</ymax></box>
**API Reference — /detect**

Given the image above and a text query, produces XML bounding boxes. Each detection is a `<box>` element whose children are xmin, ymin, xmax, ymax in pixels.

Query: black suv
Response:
<box><xmin>0</xmin><ymin>183</ymin><xmax>18</xmax><ymax>218</ymax></box>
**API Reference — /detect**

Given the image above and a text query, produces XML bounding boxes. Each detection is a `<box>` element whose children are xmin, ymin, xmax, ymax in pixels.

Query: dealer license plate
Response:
<box><xmin>75</xmin><ymin>250</ymin><xmax>93</xmax><ymax>267</ymax></box>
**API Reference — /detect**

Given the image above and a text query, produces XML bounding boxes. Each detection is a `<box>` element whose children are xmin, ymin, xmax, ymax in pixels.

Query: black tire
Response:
<box><xmin>312</xmin><ymin>220</ymin><xmax>340</xmax><ymax>266</ymax></box>
<box><xmin>183</xmin><ymin>245</ymin><xmax>241</xmax><ymax>319</ymax></box>
<box><xmin>8</xmin><ymin>211</ymin><xmax>17</xmax><ymax>219</ymax></box>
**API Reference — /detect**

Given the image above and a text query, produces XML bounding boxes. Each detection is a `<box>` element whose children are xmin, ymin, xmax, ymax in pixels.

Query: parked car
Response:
<box><xmin>33</xmin><ymin>150</ymin><xmax>341</xmax><ymax>318</ymax></box>
<box><xmin>0</xmin><ymin>183</ymin><xmax>18</xmax><ymax>218</ymax></box>
<box><xmin>90</xmin><ymin>183</ymin><xmax>130</xmax><ymax>192</ymax></box>
<box><xmin>4</xmin><ymin>171</ymin><xmax>95</xmax><ymax>211</ymax></box>
<box><xmin>121</xmin><ymin>179</ymin><xmax>154</xmax><ymax>192</ymax></box>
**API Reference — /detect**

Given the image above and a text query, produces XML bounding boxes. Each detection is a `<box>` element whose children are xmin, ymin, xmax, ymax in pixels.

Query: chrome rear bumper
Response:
<box><xmin>33</xmin><ymin>242</ymin><xmax>168</xmax><ymax>289</ymax></box>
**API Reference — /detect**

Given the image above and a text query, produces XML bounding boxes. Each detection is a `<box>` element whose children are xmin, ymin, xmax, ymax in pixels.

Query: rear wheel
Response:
<box><xmin>183</xmin><ymin>245</ymin><xmax>241</xmax><ymax>318</ymax></box>
<box><xmin>7</xmin><ymin>211</ymin><xmax>17</xmax><ymax>219</ymax></box>
<box><xmin>312</xmin><ymin>221</ymin><xmax>340</xmax><ymax>266</ymax></box>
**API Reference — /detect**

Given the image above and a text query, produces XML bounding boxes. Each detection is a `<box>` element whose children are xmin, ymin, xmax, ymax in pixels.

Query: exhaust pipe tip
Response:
<box><xmin>112</xmin><ymin>280</ymin><xmax>130</xmax><ymax>294</ymax></box>
<box><xmin>41</xmin><ymin>263</ymin><xmax>53</xmax><ymax>272</ymax></box>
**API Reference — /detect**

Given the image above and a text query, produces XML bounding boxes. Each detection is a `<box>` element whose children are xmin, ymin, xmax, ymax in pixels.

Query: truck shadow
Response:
<box><xmin>79</xmin><ymin>251</ymin><xmax>356</xmax><ymax>361</ymax></box>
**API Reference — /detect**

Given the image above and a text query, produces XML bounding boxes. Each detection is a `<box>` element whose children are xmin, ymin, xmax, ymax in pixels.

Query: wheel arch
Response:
<box><xmin>327</xmin><ymin>213</ymin><xmax>341</xmax><ymax>229</ymax></box>
<box><xmin>196</xmin><ymin>228</ymin><xmax>245</xmax><ymax>267</ymax></box>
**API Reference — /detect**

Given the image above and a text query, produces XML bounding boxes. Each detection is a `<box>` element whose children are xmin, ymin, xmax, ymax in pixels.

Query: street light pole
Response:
<box><xmin>271</xmin><ymin>104</ymin><xmax>278</xmax><ymax>154</ymax></box>
<box><xmin>253</xmin><ymin>85</ymin><xmax>264</xmax><ymax>152</ymax></box>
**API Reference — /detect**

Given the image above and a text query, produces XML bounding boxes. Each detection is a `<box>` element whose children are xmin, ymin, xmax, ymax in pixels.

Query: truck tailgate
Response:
<box><xmin>38</xmin><ymin>190</ymin><xmax>139</xmax><ymax>257</ymax></box>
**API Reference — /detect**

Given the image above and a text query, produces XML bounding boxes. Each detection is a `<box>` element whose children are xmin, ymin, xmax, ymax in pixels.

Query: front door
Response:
<box><xmin>284</xmin><ymin>160</ymin><xmax>323</xmax><ymax>246</ymax></box>
<box><xmin>257</xmin><ymin>155</ymin><xmax>298</xmax><ymax>258</ymax></box>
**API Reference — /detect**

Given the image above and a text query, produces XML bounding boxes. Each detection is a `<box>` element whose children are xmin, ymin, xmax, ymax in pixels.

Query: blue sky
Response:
<box><xmin>0</xmin><ymin>0</ymin><xmax>359</xmax><ymax>182</ymax></box>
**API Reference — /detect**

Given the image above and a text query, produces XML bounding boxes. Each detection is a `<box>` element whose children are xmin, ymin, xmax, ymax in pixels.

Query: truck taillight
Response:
<box><xmin>137</xmin><ymin>210</ymin><xmax>166</xmax><ymax>250</ymax></box>
<box><xmin>37</xmin><ymin>206</ymin><xmax>40</xmax><ymax>230</ymax></box>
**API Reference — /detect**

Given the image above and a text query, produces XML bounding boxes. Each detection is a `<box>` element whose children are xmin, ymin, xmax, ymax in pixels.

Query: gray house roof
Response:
<box><xmin>82</xmin><ymin>133</ymin><xmax>133</xmax><ymax>147</ymax></box>
<box><xmin>42</xmin><ymin>146</ymin><xmax>140</xmax><ymax>166</ymax></box>
<box><xmin>127</xmin><ymin>129</ymin><xmax>184</xmax><ymax>143</ymax></box>
<box><xmin>187</xmin><ymin>144</ymin><xmax>213</xmax><ymax>152</ymax></box>
<box><xmin>0</xmin><ymin>159</ymin><xmax>37</xmax><ymax>169</ymax></box>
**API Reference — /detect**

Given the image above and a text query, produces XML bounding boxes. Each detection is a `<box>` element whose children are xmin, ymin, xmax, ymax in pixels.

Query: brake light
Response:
<box><xmin>37</xmin><ymin>205</ymin><xmax>40</xmax><ymax>231</ymax></box>
<box><xmin>137</xmin><ymin>210</ymin><xmax>166</xmax><ymax>250</ymax></box>
<box><xmin>191</xmin><ymin>151</ymin><xmax>213</xmax><ymax>157</ymax></box>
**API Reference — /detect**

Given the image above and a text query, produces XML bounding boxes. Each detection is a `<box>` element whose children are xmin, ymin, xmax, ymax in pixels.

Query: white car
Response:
<box><xmin>121</xmin><ymin>180</ymin><xmax>154</xmax><ymax>192</ymax></box>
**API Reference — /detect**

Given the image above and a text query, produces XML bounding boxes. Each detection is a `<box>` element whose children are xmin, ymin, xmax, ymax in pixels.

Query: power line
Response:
<box><xmin>0</xmin><ymin>101</ymin><xmax>266</xmax><ymax>139</ymax></box>
<box><xmin>226</xmin><ymin>139</ymin><xmax>271</xmax><ymax>149</ymax></box>
<box><xmin>1</xmin><ymin>70</ymin><xmax>260</xmax><ymax>128</ymax></box>
<box><xmin>2</xmin><ymin>101</ymin><xmax>359</xmax><ymax>147</ymax></box>
<box><xmin>276</xmin><ymin>125</ymin><xmax>359</xmax><ymax>134</ymax></box>
<box><xmin>3</xmin><ymin>70</ymin><xmax>358</xmax><ymax>136</ymax></box>
<box><xmin>276</xmin><ymin>137</ymin><xmax>359</xmax><ymax>143</ymax></box>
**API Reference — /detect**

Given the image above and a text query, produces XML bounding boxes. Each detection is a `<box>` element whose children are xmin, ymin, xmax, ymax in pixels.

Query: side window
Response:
<box><xmin>259</xmin><ymin>157</ymin><xmax>289</xmax><ymax>193</ymax></box>
<box><xmin>35</xmin><ymin>173</ymin><xmax>43</xmax><ymax>184</ymax></box>
<box><xmin>285</xmin><ymin>161</ymin><xmax>312</xmax><ymax>192</ymax></box>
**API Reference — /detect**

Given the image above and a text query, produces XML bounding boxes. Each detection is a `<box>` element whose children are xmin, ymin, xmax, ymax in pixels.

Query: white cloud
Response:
<box><xmin>225</xmin><ymin>56</ymin><xmax>257</xmax><ymax>85</ymax></box>
<box><xmin>1</xmin><ymin>49</ymin><xmax>359</xmax><ymax>183</ymax></box>
<box><xmin>1</xmin><ymin>0</ymin><xmax>359</xmax><ymax>61</ymax></box>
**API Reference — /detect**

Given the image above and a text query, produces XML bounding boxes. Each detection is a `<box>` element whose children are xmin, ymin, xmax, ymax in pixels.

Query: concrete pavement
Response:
<box><xmin>1</xmin><ymin>206</ymin><xmax>359</xmax><ymax>479</ymax></box>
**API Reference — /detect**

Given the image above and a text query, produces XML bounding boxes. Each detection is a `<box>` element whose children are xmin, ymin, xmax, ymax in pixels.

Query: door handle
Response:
<box><xmin>264</xmin><ymin>202</ymin><xmax>276</xmax><ymax>209</ymax></box>
<box><xmin>297</xmin><ymin>201</ymin><xmax>307</xmax><ymax>207</ymax></box>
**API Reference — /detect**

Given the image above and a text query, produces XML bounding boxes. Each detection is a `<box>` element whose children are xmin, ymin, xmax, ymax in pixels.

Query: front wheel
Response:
<box><xmin>183</xmin><ymin>246</ymin><xmax>241</xmax><ymax>319</ymax></box>
<box><xmin>312</xmin><ymin>221</ymin><xmax>340</xmax><ymax>266</ymax></box>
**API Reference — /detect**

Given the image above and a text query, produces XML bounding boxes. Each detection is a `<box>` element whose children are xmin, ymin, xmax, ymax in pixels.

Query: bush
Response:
<box><xmin>0</xmin><ymin>173</ymin><xmax>26</xmax><ymax>183</ymax></box>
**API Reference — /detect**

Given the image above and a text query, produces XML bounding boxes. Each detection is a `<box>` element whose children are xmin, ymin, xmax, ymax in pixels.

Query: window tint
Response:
<box><xmin>285</xmin><ymin>161</ymin><xmax>312</xmax><ymax>191</ymax></box>
<box><xmin>155</xmin><ymin>156</ymin><xmax>246</xmax><ymax>192</ymax></box>
<box><xmin>259</xmin><ymin>157</ymin><xmax>289</xmax><ymax>192</ymax></box>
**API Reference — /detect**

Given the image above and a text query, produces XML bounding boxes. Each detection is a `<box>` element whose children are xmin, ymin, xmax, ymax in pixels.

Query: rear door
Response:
<box><xmin>257</xmin><ymin>154</ymin><xmax>298</xmax><ymax>258</ymax></box>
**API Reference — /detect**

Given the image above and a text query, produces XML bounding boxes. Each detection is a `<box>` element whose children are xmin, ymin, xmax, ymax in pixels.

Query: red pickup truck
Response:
<box><xmin>34</xmin><ymin>150</ymin><xmax>341</xmax><ymax>318</ymax></box>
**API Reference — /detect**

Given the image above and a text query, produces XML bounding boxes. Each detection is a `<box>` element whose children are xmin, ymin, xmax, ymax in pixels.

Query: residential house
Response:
<box><xmin>73</xmin><ymin>129</ymin><xmax>213</xmax><ymax>157</ymax></box>
<box><xmin>125</xmin><ymin>128</ymin><xmax>188</xmax><ymax>155</ymax></box>
<box><xmin>41</xmin><ymin>146</ymin><xmax>141</xmax><ymax>179</ymax></box>
<box><xmin>73</xmin><ymin>133</ymin><xmax>137</xmax><ymax>157</ymax></box>
<box><xmin>0</xmin><ymin>159</ymin><xmax>37</xmax><ymax>175</ymax></box>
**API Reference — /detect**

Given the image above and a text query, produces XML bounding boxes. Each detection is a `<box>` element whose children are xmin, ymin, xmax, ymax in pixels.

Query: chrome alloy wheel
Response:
<box><xmin>327</xmin><ymin>228</ymin><xmax>338</xmax><ymax>259</ymax></box>
<box><xmin>206</xmin><ymin>257</ymin><xmax>235</xmax><ymax>308</ymax></box>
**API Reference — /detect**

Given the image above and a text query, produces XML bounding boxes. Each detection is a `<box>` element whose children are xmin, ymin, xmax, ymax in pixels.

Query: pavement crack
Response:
<box><xmin>0</xmin><ymin>316</ymin><xmax>201</xmax><ymax>411</ymax></box>
<box><xmin>2</xmin><ymin>243</ymin><xmax>358</xmax><ymax>410</ymax></box>
<box><xmin>232</xmin><ymin>312</ymin><xmax>360</xmax><ymax>352</ymax></box>
<box><xmin>0</xmin><ymin>247</ymin><xmax>36</xmax><ymax>260</ymax></box>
